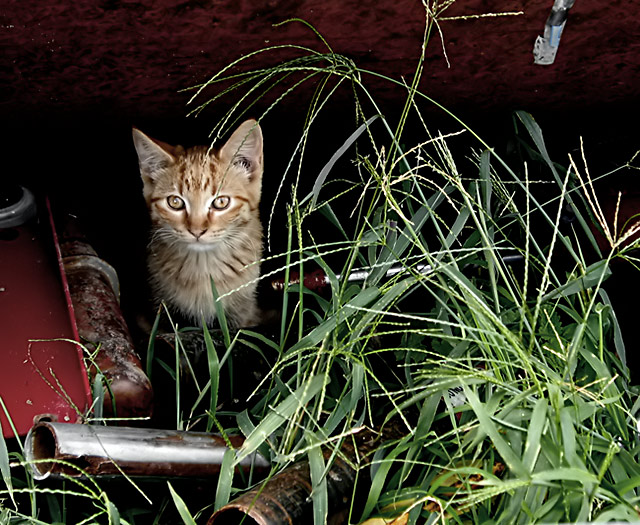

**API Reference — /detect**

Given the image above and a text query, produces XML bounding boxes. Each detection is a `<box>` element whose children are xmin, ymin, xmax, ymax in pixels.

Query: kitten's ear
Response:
<box><xmin>219</xmin><ymin>120</ymin><xmax>263</xmax><ymax>181</ymax></box>
<box><xmin>132</xmin><ymin>128</ymin><xmax>176</xmax><ymax>179</ymax></box>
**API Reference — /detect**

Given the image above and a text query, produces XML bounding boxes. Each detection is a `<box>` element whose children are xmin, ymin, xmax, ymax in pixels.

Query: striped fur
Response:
<box><xmin>132</xmin><ymin>120</ymin><xmax>263</xmax><ymax>327</ymax></box>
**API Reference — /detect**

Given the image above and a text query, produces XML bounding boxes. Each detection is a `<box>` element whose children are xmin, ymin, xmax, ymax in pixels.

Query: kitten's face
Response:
<box><xmin>132</xmin><ymin>120</ymin><xmax>263</xmax><ymax>249</ymax></box>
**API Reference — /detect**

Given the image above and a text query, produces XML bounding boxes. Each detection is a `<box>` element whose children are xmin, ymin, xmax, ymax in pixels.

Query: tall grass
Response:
<box><xmin>179</xmin><ymin>10</ymin><xmax>640</xmax><ymax>524</ymax></box>
<box><xmin>2</xmin><ymin>3</ymin><xmax>639</xmax><ymax>524</ymax></box>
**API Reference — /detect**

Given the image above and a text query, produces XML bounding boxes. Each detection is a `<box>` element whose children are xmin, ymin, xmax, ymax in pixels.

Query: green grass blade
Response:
<box><xmin>236</xmin><ymin>409</ymin><xmax>256</xmax><ymax>437</ymax></box>
<box><xmin>350</xmin><ymin>362</ymin><xmax>364</xmax><ymax>412</ymax></box>
<box><xmin>0</xmin><ymin>417</ymin><xmax>14</xmax><ymax>507</ymax></box>
<box><xmin>612</xmin><ymin>474</ymin><xmax>640</xmax><ymax>497</ymax></box>
<box><xmin>515</xmin><ymin>110</ymin><xmax>602</xmax><ymax>256</ymax></box>
<box><xmin>106</xmin><ymin>499</ymin><xmax>121</xmax><ymax>525</ymax></box>
<box><xmin>92</xmin><ymin>373</ymin><xmax>105</xmax><ymax>420</ymax></box>
<box><xmin>349</xmin><ymin>277</ymin><xmax>417</xmax><ymax>345</ymax></box>
<box><xmin>440</xmin><ymin>205</ymin><xmax>471</xmax><ymax>256</ymax></box>
<box><xmin>595</xmin><ymin>504</ymin><xmax>640</xmax><ymax>522</ymax></box>
<box><xmin>522</xmin><ymin>398</ymin><xmax>547</xmax><ymax>472</ymax></box>
<box><xmin>542</xmin><ymin>260</ymin><xmax>611</xmax><ymax>301</ymax></box>
<box><xmin>145</xmin><ymin>306</ymin><xmax>162</xmax><ymax>380</ymax></box>
<box><xmin>366</xmin><ymin>202</ymin><xmax>432</xmax><ymax>285</ymax></box>
<box><xmin>210</xmin><ymin>278</ymin><xmax>231</xmax><ymax>348</ymax></box>
<box><xmin>565</xmin><ymin>321</ymin><xmax>587</xmax><ymax>379</ymax></box>
<box><xmin>203</xmin><ymin>323</ymin><xmax>220</xmax><ymax>432</ymax></box>
<box><xmin>214</xmin><ymin>448</ymin><xmax>235</xmax><ymax>512</ymax></box>
<box><xmin>463</xmin><ymin>386</ymin><xmax>529</xmax><ymax>480</ymax></box>
<box><xmin>287</xmin><ymin>287</ymin><xmax>380</xmax><ymax>355</ymax></box>
<box><xmin>559</xmin><ymin>407</ymin><xmax>580</xmax><ymax>468</ymax></box>
<box><xmin>598</xmin><ymin>289</ymin><xmax>627</xmax><ymax>369</ymax></box>
<box><xmin>235</xmin><ymin>375</ymin><xmax>325</xmax><ymax>463</ymax></box>
<box><xmin>168</xmin><ymin>482</ymin><xmax>197</xmax><ymax>525</ymax></box>
<box><xmin>306</xmin><ymin>433</ymin><xmax>328</xmax><ymax>525</ymax></box>
<box><xmin>360</xmin><ymin>439</ymin><xmax>408</xmax><ymax>522</ymax></box>
<box><xmin>241</xmin><ymin>329</ymin><xmax>281</xmax><ymax>352</ymax></box>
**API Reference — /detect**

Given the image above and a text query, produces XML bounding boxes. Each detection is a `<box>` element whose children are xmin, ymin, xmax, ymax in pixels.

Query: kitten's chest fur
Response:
<box><xmin>148</xmin><ymin>216</ymin><xmax>262</xmax><ymax>327</ymax></box>
<box><xmin>132</xmin><ymin>120</ymin><xmax>264</xmax><ymax>328</ymax></box>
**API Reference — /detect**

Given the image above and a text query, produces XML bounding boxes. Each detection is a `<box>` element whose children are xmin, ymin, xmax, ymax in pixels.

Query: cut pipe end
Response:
<box><xmin>25</xmin><ymin>422</ymin><xmax>57</xmax><ymax>480</ymax></box>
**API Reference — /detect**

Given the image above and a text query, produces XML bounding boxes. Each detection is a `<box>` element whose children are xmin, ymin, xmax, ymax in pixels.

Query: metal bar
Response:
<box><xmin>25</xmin><ymin>421</ymin><xmax>269</xmax><ymax>480</ymax></box>
<box><xmin>271</xmin><ymin>263</ymin><xmax>433</xmax><ymax>292</ymax></box>
<box><xmin>271</xmin><ymin>255</ymin><xmax>525</xmax><ymax>293</ymax></box>
<box><xmin>533</xmin><ymin>0</ymin><xmax>577</xmax><ymax>65</ymax></box>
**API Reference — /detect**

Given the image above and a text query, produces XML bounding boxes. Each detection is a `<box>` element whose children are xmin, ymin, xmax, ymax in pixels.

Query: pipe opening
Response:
<box><xmin>30</xmin><ymin>424</ymin><xmax>57</xmax><ymax>476</ymax></box>
<box><xmin>209</xmin><ymin>508</ymin><xmax>261</xmax><ymax>525</ymax></box>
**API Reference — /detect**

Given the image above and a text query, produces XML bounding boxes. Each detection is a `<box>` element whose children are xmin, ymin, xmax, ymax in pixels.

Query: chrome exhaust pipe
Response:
<box><xmin>25</xmin><ymin>421</ymin><xmax>269</xmax><ymax>480</ymax></box>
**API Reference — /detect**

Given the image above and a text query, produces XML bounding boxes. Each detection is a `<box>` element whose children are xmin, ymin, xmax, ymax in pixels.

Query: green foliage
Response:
<box><xmin>175</xmin><ymin>13</ymin><xmax>640</xmax><ymax>523</ymax></box>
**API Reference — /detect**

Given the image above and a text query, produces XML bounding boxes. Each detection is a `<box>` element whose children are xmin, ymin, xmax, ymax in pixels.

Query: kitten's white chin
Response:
<box><xmin>187</xmin><ymin>242</ymin><xmax>217</xmax><ymax>252</ymax></box>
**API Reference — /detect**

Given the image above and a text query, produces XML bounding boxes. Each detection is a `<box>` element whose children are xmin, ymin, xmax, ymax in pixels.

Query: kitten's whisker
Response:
<box><xmin>148</xmin><ymin>227</ymin><xmax>179</xmax><ymax>248</ymax></box>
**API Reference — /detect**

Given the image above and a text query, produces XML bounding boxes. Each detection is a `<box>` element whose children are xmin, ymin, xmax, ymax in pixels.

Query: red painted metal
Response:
<box><xmin>0</xmin><ymin>199</ymin><xmax>91</xmax><ymax>437</ymax></box>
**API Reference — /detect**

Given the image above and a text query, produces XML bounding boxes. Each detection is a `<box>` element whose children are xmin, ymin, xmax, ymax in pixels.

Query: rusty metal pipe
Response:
<box><xmin>59</xmin><ymin>218</ymin><xmax>153</xmax><ymax>419</ymax></box>
<box><xmin>271</xmin><ymin>256</ymin><xmax>525</xmax><ymax>293</ymax></box>
<box><xmin>209</xmin><ymin>456</ymin><xmax>348</xmax><ymax>525</ymax></box>
<box><xmin>25</xmin><ymin>421</ymin><xmax>269</xmax><ymax>480</ymax></box>
<box><xmin>209</xmin><ymin>430</ymin><xmax>383</xmax><ymax>525</ymax></box>
<box><xmin>271</xmin><ymin>263</ymin><xmax>433</xmax><ymax>292</ymax></box>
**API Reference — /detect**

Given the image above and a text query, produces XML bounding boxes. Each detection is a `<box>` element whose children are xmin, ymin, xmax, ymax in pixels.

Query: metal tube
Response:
<box><xmin>271</xmin><ymin>256</ymin><xmax>525</xmax><ymax>293</ymax></box>
<box><xmin>271</xmin><ymin>263</ymin><xmax>433</xmax><ymax>292</ymax></box>
<box><xmin>209</xmin><ymin>430</ymin><xmax>383</xmax><ymax>525</ymax></box>
<box><xmin>59</xmin><ymin>217</ymin><xmax>154</xmax><ymax>419</ymax></box>
<box><xmin>25</xmin><ymin>421</ymin><xmax>269</xmax><ymax>480</ymax></box>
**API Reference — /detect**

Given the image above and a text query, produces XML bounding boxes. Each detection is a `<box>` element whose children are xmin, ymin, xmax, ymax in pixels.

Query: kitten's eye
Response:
<box><xmin>167</xmin><ymin>195</ymin><xmax>185</xmax><ymax>210</ymax></box>
<box><xmin>211</xmin><ymin>196</ymin><xmax>231</xmax><ymax>210</ymax></box>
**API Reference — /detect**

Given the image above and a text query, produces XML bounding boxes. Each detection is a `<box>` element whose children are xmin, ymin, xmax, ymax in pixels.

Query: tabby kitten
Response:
<box><xmin>132</xmin><ymin>120</ymin><xmax>263</xmax><ymax>328</ymax></box>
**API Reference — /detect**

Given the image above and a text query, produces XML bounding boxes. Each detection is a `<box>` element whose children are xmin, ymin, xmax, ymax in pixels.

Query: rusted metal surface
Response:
<box><xmin>59</xmin><ymin>219</ymin><xmax>153</xmax><ymax>419</ymax></box>
<box><xmin>209</xmin><ymin>429</ymin><xmax>383</xmax><ymax>525</ymax></box>
<box><xmin>271</xmin><ymin>269</ymin><xmax>330</xmax><ymax>293</ymax></box>
<box><xmin>271</xmin><ymin>264</ymin><xmax>433</xmax><ymax>292</ymax></box>
<box><xmin>25</xmin><ymin>421</ymin><xmax>268</xmax><ymax>480</ymax></box>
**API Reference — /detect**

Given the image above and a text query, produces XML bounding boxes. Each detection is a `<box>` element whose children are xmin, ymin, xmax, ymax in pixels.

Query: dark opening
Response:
<box><xmin>30</xmin><ymin>425</ymin><xmax>57</xmax><ymax>476</ymax></box>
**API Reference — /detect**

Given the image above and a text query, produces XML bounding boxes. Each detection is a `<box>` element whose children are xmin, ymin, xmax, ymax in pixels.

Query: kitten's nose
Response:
<box><xmin>189</xmin><ymin>228</ymin><xmax>208</xmax><ymax>239</ymax></box>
